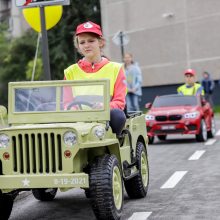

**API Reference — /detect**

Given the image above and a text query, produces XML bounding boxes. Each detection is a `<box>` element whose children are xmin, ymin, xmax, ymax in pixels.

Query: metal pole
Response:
<box><xmin>119</xmin><ymin>31</ymin><xmax>125</xmax><ymax>62</ymax></box>
<box><xmin>31</xmin><ymin>33</ymin><xmax>41</xmax><ymax>81</ymax></box>
<box><xmin>40</xmin><ymin>6</ymin><xmax>51</xmax><ymax>80</ymax></box>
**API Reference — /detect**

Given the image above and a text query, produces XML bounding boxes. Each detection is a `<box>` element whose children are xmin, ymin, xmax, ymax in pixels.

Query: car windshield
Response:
<box><xmin>152</xmin><ymin>95</ymin><xmax>198</xmax><ymax>107</ymax></box>
<box><xmin>14</xmin><ymin>84</ymin><xmax>104</xmax><ymax>113</ymax></box>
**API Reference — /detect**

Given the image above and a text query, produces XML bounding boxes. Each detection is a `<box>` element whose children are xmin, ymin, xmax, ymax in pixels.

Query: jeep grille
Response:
<box><xmin>12</xmin><ymin>133</ymin><xmax>63</xmax><ymax>174</ymax></box>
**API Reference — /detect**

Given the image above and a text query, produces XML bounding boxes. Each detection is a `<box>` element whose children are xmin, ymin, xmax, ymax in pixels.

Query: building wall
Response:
<box><xmin>100</xmin><ymin>0</ymin><xmax>220</xmax><ymax>87</ymax></box>
<box><xmin>10</xmin><ymin>1</ymin><xmax>29</xmax><ymax>37</ymax></box>
<box><xmin>0</xmin><ymin>0</ymin><xmax>28</xmax><ymax>37</ymax></box>
<box><xmin>0</xmin><ymin>0</ymin><xmax>10</xmax><ymax>21</ymax></box>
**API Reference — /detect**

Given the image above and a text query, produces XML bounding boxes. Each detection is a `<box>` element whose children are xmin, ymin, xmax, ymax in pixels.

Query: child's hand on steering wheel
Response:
<box><xmin>92</xmin><ymin>102</ymin><xmax>103</xmax><ymax>109</ymax></box>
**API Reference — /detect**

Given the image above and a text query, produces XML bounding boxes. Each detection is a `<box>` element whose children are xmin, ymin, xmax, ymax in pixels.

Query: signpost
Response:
<box><xmin>16</xmin><ymin>0</ymin><xmax>70</xmax><ymax>80</ymax></box>
<box><xmin>16</xmin><ymin>0</ymin><xmax>70</xmax><ymax>7</ymax></box>
<box><xmin>40</xmin><ymin>6</ymin><xmax>51</xmax><ymax>80</ymax></box>
<box><xmin>112</xmin><ymin>31</ymin><xmax>129</xmax><ymax>61</ymax></box>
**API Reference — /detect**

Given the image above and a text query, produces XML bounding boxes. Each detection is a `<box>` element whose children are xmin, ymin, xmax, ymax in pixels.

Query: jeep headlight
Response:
<box><xmin>0</xmin><ymin>134</ymin><xmax>10</xmax><ymax>148</ymax></box>
<box><xmin>184</xmin><ymin>111</ymin><xmax>199</xmax><ymax>119</ymax></box>
<box><xmin>63</xmin><ymin>131</ymin><xmax>77</xmax><ymax>147</ymax></box>
<box><xmin>93</xmin><ymin>126</ymin><xmax>105</xmax><ymax>140</ymax></box>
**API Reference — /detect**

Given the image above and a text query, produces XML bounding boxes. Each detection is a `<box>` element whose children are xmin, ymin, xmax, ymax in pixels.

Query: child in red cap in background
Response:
<box><xmin>177</xmin><ymin>69</ymin><xmax>204</xmax><ymax>96</ymax></box>
<box><xmin>64</xmin><ymin>21</ymin><xmax>127</xmax><ymax>135</ymax></box>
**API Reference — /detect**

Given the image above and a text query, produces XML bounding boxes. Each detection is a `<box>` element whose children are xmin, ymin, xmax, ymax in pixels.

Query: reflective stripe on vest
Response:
<box><xmin>64</xmin><ymin>62</ymin><xmax>122</xmax><ymax>96</ymax></box>
<box><xmin>177</xmin><ymin>83</ymin><xmax>204</xmax><ymax>95</ymax></box>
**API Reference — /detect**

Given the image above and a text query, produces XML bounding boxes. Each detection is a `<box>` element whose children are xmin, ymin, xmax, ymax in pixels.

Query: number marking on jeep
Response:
<box><xmin>54</xmin><ymin>177</ymin><xmax>86</xmax><ymax>185</ymax></box>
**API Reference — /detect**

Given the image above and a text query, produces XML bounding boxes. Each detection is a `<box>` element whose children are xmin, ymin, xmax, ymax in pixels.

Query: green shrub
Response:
<box><xmin>213</xmin><ymin>105</ymin><xmax>220</xmax><ymax>113</ymax></box>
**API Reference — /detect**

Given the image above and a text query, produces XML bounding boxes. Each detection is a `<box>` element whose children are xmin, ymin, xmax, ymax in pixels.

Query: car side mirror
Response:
<box><xmin>145</xmin><ymin>103</ymin><xmax>152</xmax><ymax>109</ymax></box>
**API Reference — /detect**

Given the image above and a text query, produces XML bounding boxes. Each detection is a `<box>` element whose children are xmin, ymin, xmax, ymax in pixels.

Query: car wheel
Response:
<box><xmin>0</xmin><ymin>191</ymin><xmax>14</xmax><ymax>220</ymax></box>
<box><xmin>207</xmin><ymin>117</ymin><xmax>216</xmax><ymax>138</ymax></box>
<box><xmin>84</xmin><ymin>188</ymin><xmax>91</xmax><ymax>198</ymax></box>
<box><xmin>124</xmin><ymin>141</ymin><xmax>149</xmax><ymax>199</ymax></box>
<box><xmin>32</xmin><ymin>188</ymin><xmax>57</xmax><ymax>201</ymax></box>
<box><xmin>157</xmin><ymin>135</ymin><xmax>167</xmax><ymax>141</ymax></box>
<box><xmin>148</xmin><ymin>136</ymin><xmax>154</xmax><ymax>144</ymax></box>
<box><xmin>89</xmin><ymin>154</ymin><xmax>123</xmax><ymax>220</ymax></box>
<box><xmin>196</xmin><ymin>119</ymin><xmax>207</xmax><ymax>142</ymax></box>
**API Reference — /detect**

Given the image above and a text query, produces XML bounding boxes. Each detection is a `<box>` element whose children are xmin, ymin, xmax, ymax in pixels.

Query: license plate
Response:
<box><xmin>161</xmin><ymin>125</ymin><xmax>175</xmax><ymax>130</ymax></box>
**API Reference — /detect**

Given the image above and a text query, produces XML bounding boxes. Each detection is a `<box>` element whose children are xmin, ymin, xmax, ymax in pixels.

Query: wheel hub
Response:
<box><xmin>113</xmin><ymin>166</ymin><xmax>122</xmax><ymax>210</ymax></box>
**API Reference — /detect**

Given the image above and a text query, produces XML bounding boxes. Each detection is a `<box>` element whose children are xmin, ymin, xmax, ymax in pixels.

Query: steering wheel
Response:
<box><xmin>66</xmin><ymin>100</ymin><xmax>93</xmax><ymax>110</ymax></box>
<box><xmin>35</xmin><ymin>102</ymin><xmax>56</xmax><ymax>111</ymax></box>
<box><xmin>15</xmin><ymin>93</ymin><xmax>36</xmax><ymax>111</ymax></box>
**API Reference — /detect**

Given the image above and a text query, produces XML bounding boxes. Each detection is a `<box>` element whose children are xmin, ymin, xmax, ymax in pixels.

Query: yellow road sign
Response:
<box><xmin>23</xmin><ymin>5</ymin><xmax>63</xmax><ymax>32</ymax></box>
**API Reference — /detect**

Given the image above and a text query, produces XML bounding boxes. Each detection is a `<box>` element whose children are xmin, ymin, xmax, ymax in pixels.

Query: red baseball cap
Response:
<box><xmin>76</xmin><ymin>21</ymin><xmax>103</xmax><ymax>36</ymax></box>
<box><xmin>184</xmin><ymin>69</ymin><xmax>196</xmax><ymax>76</ymax></box>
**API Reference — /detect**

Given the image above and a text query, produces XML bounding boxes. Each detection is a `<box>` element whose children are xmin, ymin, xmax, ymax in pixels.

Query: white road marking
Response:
<box><xmin>205</xmin><ymin>139</ymin><xmax>217</xmax><ymax>145</ymax></box>
<box><xmin>188</xmin><ymin>150</ymin><xmax>205</xmax><ymax>160</ymax></box>
<box><xmin>160</xmin><ymin>171</ymin><xmax>187</xmax><ymax>189</ymax></box>
<box><xmin>128</xmin><ymin>212</ymin><xmax>152</xmax><ymax>220</ymax></box>
<box><xmin>216</xmin><ymin>129</ymin><xmax>220</xmax><ymax>136</ymax></box>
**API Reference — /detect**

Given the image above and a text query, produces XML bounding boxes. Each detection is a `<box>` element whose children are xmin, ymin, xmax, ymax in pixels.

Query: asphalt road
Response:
<box><xmin>9</xmin><ymin>118</ymin><xmax>220</xmax><ymax>220</ymax></box>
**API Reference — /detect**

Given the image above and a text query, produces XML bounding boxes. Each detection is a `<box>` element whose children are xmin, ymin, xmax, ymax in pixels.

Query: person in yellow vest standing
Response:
<box><xmin>64</xmin><ymin>21</ymin><xmax>127</xmax><ymax>135</ymax></box>
<box><xmin>177</xmin><ymin>69</ymin><xmax>204</xmax><ymax>96</ymax></box>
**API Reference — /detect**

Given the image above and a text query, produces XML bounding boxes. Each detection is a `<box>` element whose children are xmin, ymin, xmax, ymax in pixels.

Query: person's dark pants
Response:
<box><xmin>126</xmin><ymin>93</ymin><xmax>140</xmax><ymax>111</ymax></box>
<box><xmin>110</xmin><ymin>108</ymin><xmax>126</xmax><ymax>135</ymax></box>
<box><xmin>205</xmin><ymin>93</ymin><xmax>214</xmax><ymax>107</ymax></box>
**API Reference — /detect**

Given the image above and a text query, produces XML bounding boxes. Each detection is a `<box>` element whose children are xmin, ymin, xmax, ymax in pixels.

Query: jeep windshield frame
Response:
<box><xmin>8</xmin><ymin>79</ymin><xmax>110</xmax><ymax>124</ymax></box>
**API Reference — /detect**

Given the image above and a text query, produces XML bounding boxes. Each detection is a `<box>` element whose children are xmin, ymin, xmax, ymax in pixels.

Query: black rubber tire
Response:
<box><xmin>32</xmin><ymin>188</ymin><xmax>57</xmax><ymax>201</ymax></box>
<box><xmin>207</xmin><ymin>117</ymin><xmax>216</xmax><ymax>138</ymax></box>
<box><xmin>196</xmin><ymin>119</ymin><xmax>207</xmax><ymax>142</ymax></box>
<box><xmin>84</xmin><ymin>188</ymin><xmax>90</xmax><ymax>198</ymax></box>
<box><xmin>0</xmin><ymin>192</ymin><xmax>14</xmax><ymax>220</ymax></box>
<box><xmin>88</xmin><ymin>154</ymin><xmax>123</xmax><ymax>220</ymax></box>
<box><xmin>124</xmin><ymin>141</ymin><xmax>149</xmax><ymax>199</ymax></box>
<box><xmin>157</xmin><ymin>135</ymin><xmax>167</xmax><ymax>141</ymax></box>
<box><xmin>148</xmin><ymin>136</ymin><xmax>154</xmax><ymax>144</ymax></box>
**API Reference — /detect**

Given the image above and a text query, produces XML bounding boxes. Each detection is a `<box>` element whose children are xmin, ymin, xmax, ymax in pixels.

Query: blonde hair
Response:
<box><xmin>124</xmin><ymin>53</ymin><xmax>134</xmax><ymax>68</ymax></box>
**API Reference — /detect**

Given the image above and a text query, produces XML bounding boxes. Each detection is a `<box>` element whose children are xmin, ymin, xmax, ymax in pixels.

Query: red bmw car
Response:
<box><xmin>145</xmin><ymin>94</ymin><xmax>215</xmax><ymax>144</ymax></box>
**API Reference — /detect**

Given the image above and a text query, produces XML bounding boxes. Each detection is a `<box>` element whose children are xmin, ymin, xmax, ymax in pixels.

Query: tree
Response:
<box><xmin>0</xmin><ymin>0</ymin><xmax>101</xmax><ymax>106</ymax></box>
<box><xmin>0</xmin><ymin>24</ymin><xmax>10</xmax><ymax>103</ymax></box>
<box><xmin>0</xmin><ymin>30</ymin><xmax>38</xmax><ymax>105</ymax></box>
<box><xmin>26</xmin><ymin>58</ymin><xmax>43</xmax><ymax>80</ymax></box>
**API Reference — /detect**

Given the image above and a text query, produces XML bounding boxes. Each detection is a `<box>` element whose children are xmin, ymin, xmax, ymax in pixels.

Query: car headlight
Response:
<box><xmin>63</xmin><ymin>131</ymin><xmax>77</xmax><ymax>147</ymax></box>
<box><xmin>93</xmin><ymin>126</ymin><xmax>105</xmax><ymax>140</ymax></box>
<box><xmin>0</xmin><ymin>134</ymin><xmax>10</xmax><ymax>148</ymax></box>
<box><xmin>145</xmin><ymin>114</ymin><xmax>155</xmax><ymax>121</ymax></box>
<box><xmin>184</xmin><ymin>111</ymin><xmax>199</xmax><ymax>119</ymax></box>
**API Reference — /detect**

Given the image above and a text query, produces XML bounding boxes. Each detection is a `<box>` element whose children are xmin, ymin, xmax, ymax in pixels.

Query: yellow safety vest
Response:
<box><xmin>177</xmin><ymin>83</ymin><xmax>204</xmax><ymax>96</ymax></box>
<box><xmin>64</xmin><ymin>62</ymin><xmax>122</xmax><ymax>96</ymax></box>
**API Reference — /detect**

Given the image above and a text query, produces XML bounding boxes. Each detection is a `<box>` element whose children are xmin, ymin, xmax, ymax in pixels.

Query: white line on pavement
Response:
<box><xmin>205</xmin><ymin>139</ymin><xmax>217</xmax><ymax>145</ymax></box>
<box><xmin>160</xmin><ymin>171</ymin><xmax>188</xmax><ymax>189</ymax></box>
<box><xmin>128</xmin><ymin>212</ymin><xmax>152</xmax><ymax>220</ymax></box>
<box><xmin>188</xmin><ymin>150</ymin><xmax>205</xmax><ymax>160</ymax></box>
<box><xmin>216</xmin><ymin>129</ymin><xmax>220</xmax><ymax>136</ymax></box>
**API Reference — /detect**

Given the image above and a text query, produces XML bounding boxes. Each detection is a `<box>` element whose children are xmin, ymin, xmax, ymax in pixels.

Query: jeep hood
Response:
<box><xmin>0</xmin><ymin>122</ymin><xmax>103</xmax><ymax>133</ymax></box>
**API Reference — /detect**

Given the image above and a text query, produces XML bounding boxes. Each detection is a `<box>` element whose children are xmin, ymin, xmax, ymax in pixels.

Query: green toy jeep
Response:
<box><xmin>0</xmin><ymin>79</ymin><xmax>149</xmax><ymax>220</ymax></box>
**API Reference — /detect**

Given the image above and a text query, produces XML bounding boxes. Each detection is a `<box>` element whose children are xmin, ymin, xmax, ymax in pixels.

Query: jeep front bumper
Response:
<box><xmin>0</xmin><ymin>173</ymin><xmax>89</xmax><ymax>190</ymax></box>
